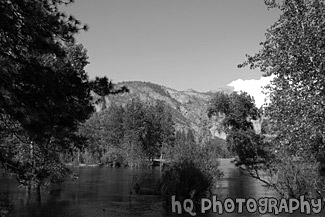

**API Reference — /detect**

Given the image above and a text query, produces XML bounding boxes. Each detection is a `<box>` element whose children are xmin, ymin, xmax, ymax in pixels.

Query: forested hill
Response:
<box><xmin>91</xmin><ymin>81</ymin><xmax>234</xmax><ymax>139</ymax></box>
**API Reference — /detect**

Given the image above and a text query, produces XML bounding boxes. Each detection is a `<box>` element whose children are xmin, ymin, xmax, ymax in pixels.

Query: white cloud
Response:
<box><xmin>227</xmin><ymin>76</ymin><xmax>274</xmax><ymax>108</ymax></box>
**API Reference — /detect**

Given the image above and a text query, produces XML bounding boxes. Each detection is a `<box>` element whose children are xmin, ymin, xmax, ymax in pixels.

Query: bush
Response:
<box><xmin>160</xmin><ymin>159</ymin><xmax>214</xmax><ymax>205</ymax></box>
<box><xmin>100</xmin><ymin>150</ymin><xmax>125</xmax><ymax>167</ymax></box>
<box><xmin>269</xmin><ymin>152</ymin><xmax>325</xmax><ymax>198</ymax></box>
<box><xmin>204</xmin><ymin>137</ymin><xmax>235</xmax><ymax>158</ymax></box>
<box><xmin>163</xmin><ymin>140</ymin><xmax>223</xmax><ymax>183</ymax></box>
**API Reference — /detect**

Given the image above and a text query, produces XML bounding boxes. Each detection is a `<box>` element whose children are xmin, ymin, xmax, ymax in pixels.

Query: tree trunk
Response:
<box><xmin>77</xmin><ymin>149</ymin><xmax>80</xmax><ymax>166</ymax></box>
<box><xmin>160</xmin><ymin>152</ymin><xmax>163</xmax><ymax>171</ymax></box>
<box><xmin>36</xmin><ymin>182</ymin><xmax>42</xmax><ymax>204</ymax></box>
<box><xmin>101</xmin><ymin>95</ymin><xmax>106</xmax><ymax>110</ymax></box>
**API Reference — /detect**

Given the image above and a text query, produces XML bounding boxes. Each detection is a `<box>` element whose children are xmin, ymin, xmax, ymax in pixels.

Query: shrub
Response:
<box><xmin>100</xmin><ymin>150</ymin><xmax>125</xmax><ymax>167</ymax></box>
<box><xmin>164</xmin><ymin>140</ymin><xmax>223</xmax><ymax>183</ymax></box>
<box><xmin>160</xmin><ymin>159</ymin><xmax>214</xmax><ymax>205</ymax></box>
<box><xmin>268</xmin><ymin>152</ymin><xmax>325</xmax><ymax>198</ymax></box>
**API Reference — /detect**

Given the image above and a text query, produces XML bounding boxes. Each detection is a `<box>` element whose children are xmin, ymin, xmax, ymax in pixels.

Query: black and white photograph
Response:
<box><xmin>1</xmin><ymin>0</ymin><xmax>325</xmax><ymax>216</ymax></box>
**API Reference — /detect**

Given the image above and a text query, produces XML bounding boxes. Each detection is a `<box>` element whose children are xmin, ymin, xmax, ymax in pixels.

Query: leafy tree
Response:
<box><xmin>186</xmin><ymin>129</ymin><xmax>196</xmax><ymax>144</ymax></box>
<box><xmin>77</xmin><ymin>112</ymin><xmax>103</xmax><ymax>164</ymax></box>
<box><xmin>79</xmin><ymin>103</ymin><xmax>126</xmax><ymax>165</ymax></box>
<box><xmin>0</xmin><ymin>0</ymin><xmax>93</xmax><ymax>192</ymax></box>
<box><xmin>149</xmin><ymin>100</ymin><xmax>175</xmax><ymax>160</ymax></box>
<box><xmin>1</xmin><ymin>42</ymin><xmax>93</xmax><ymax>188</ymax></box>
<box><xmin>122</xmin><ymin>99</ymin><xmax>175</xmax><ymax>165</ymax></box>
<box><xmin>101</xmin><ymin>104</ymin><xmax>125</xmax><ymax>148</ymax></box>
<box><xmin>239</xmin><ymin>0</ymin><xmax>325</xmax><ymax>197</ymax></box>
<box><xmin>79</xmin><ymin>98</ymin><xmax>175</xmax><ymax>167</ymax></box>
<box><xmin>204</xmin><ymin>137</ymin><xmax>234</xmax><ymax>158</ymax></box>
<box><xmin>208</xmin><ymin>91</ymin><xmax>280</xmax><ymax>195</ymax></box>
<box><xmin>1</xmin><ymin>0</ymin><xmax>90</xmax><ymax>141</ymax></box>
<box><xmin>90</xmin><ymin>76</ymin><xmax>129</xmax><ymax>110</ymax></box>
<box><xmin>0</xmin><ymin>0</ymin><xmax>87</xmax><ymax>63</ymax></box>
<box><xmin>207</xmin><ymin>91</ymin><xmax>268</xmax><ymax>165</ymax></box>
<box><xmin>208</xmin><ymin>91</ymin><xmax>259</xmax><ymax>132</ymax></box>
<box><xmin>121</xmin><ymin>98</ymin><xmax>147</xmax><ymax>166</ymax></box>
<box><xmin>175</xmin><ymin>130</ymin><xmax>186</xmax><ymax>145</ymax></box>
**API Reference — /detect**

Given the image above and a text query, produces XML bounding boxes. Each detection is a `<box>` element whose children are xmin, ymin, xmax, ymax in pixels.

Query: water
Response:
<box><xmin>0</xmin><ymin>159</ymin><xmax>323</xmax><ymax>217</ymax></box>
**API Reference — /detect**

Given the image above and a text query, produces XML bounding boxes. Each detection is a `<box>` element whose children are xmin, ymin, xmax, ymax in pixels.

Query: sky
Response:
<box><xmin>63</xmin><ymin>0</ymin><xmax>280</xmax><ymax>100</ymax></box>
<box><xmin>228</xmin><ymin>76</ymin><xmax>274</xmax><ymax>107</ymax></box>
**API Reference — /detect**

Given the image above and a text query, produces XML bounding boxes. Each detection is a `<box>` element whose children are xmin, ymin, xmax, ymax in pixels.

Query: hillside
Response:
<box><xmin>91</xmin><ymin>81</ymin><xmax>226</xmax><ymax>140</ymax></box>
<box><xmin>91</xmin><ymin>81</ymin><xmax>263</xmax><ymax>141</ymax></box>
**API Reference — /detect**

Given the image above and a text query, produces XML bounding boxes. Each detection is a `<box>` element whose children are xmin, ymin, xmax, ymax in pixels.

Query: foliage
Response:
<box><xmin>207</xmin><ymin>91</ymin><xmax>289</xmax><ymax>194</ymax></box>
<box><xmin>123</xmin><ymin>98</ymin><xmax>175</xmax><ymax>166</ymax></box>
<box><xmin>0</xmin><ymin>42</ymin><xmax>91</xmax><ymax>189</ymax></box>
<box><xmin>204</xmin><ymin>137</ymin><xmax>235</xmax><ymax>158</ymax></box>
<box><xmin>90</xmin><ymin>76</ymin><xmax>129</xmax><ymax>110</ymax></box>
<box><xmin>160</xmin><ymin>160</ymin><xmax>214</xmax><ymax>205</ymax></box>
<box><xmin>163</xmin><ymin>129</ymin><xmax>196</xmax><ymax>162</ymax></box>
<box><xmin>260</xmin><ymin>118</ymin><xmax>272</xmax><ymax>135</ymax></box>
<box><xmin>238</xmin><ymin>0</ymin><xmax>325</xmax><ymax>197</ymax></box>
<box><xmin>0</xmin><ymin>0</ymin><xmax>93</xmax><ymax>190</ymax></box>
<box><xmin>164</xmin><ymin>130</ymin><xmax>223</xmax><ymax>186</ymax></box>
<box><xmin>227</xmin><ymin>129</ymin><xmax>271</xmax><ymax>166</ymax></box>
<box><xmin>0</xmin><ymin>0</ymin><xmax>91</xmax><ymax>140</ymax></box>
<box><xmin>0</xmin><ymin>0</ymin><xmax>87</xmax><ymax>64</ymax></box>
<box><xmin>239</xmin><ymin>0</ymin><xmax>325</xmax><ymax>162</ymax></box>
<box><xmin>79</xmin><ymin>98</ymin><xmax>176</xmax><ymax>167</ymax></box>
<box><xmin>271</xmin><ymin>152</ymin><xmax>324</xmax><ymax>198</ymax></box>
<box><xmin>208</xmin><ymin>91</ymin><xmax>259</xmax><ymax>132</ymax></box>
<box><xmin>207</xmin><ymin>91</ymin><xmax>267</xmax><ymax>165</ymax></box>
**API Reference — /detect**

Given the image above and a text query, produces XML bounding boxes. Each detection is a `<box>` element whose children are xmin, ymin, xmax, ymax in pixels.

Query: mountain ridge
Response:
<box><xmin>92</xmin><ymin>81</ymin><xmax>259</xmax><ymax>141</ymax></box>
<box><xmin>91</xmin><ymin>81</ymin><xmax>221</xmax><ymax>141</ymax></box>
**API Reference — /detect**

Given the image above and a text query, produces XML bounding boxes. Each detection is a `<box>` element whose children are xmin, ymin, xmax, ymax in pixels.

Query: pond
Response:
<box><xmin>0</xmin><ymin>159</ymin><xmax>323</xmax><ymax>217</ymax></box>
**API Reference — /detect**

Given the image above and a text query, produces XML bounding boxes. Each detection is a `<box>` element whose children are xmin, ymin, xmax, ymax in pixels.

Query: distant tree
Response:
<box><xmin>150</xmin><ymin>100</ymin><xmax>175</xmax><ymax>160</ymax></box>
<box><xmin>78</xmin><ymin>103</ymin><xmax>127</xmax><ymax>165</ymax></box>
<box><xmin>186</xmin><ymin>129</ymin><xmax>196</xmax><ymax>144</ymax></box>
<box><xmin>123</xmin><ymin>99</ymin><xmax>175</xmax><ymax>165</ymax></box>
<box><xmin>208</xmin><ymin>91</ymin><xmax>259</xmax><ymax>132</ymax></box>
<box><xmin>204</xmin><ymin>137</ymin><xmax>234</xmax><ymax>158</ymax></box>
<box><xmin>102</xmin><ymin>104</ymin><xmax>125</xmax><ymax>148</ymax></box>
<box><xmin>121</xmin><ymin>98</ymin><xmax>147</xmax><ymax>166</ymax></box>
<box><xmin>207</xmin><ymin>91</ymin><xmax>268</xmax><ymax>166</ymax></box>
<box><xmin>175</xmin><ymin>130</ymin><xmax>186</xmax><ymax>146</ymax></box>
<box><xmin>79</xmin><ymin>98</ymin><xmax>176</xmax><ymax>167</ymax></box>
<box><xmin>90</xmin><ymin>76</ymin><xmax>129</xmax><ymax>110</ymax></box>
<box><xmin>77</xmin><ymin>112</ymin><xmax>103</xmax><ymax>164</ymax></box>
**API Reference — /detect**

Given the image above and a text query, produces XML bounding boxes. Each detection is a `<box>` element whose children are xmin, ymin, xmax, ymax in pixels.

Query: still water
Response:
<box><xmin>0</xmin><ymin>159</ymin><xmax>323</xmax><ymax>217</ymax></box>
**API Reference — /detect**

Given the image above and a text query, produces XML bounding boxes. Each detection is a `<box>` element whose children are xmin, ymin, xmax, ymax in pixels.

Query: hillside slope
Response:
<box><xmin>92</xmin><ymin>81</ymin><xmax>221</xmax><ymax>140</ymax></box>
<box><xmin>91</xmin><ymin>81</ymin><xmax>263</xmax><ymax>140</ymax></box>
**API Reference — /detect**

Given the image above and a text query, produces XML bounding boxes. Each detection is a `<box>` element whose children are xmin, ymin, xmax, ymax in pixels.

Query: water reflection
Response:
<box><xmin>0</xmin><ymin>167</ymin><xmax>163</xmax><ymax>217</ymax></box>
<box><xmin>216</xmin><ymin>159</ymin><xmax>276</xmax><ymax>200</ymax></box>
<box><xmin>0</xmin><ymin>160</ymin><xmax>324</xmax><ymax>217</ymax></box>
